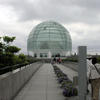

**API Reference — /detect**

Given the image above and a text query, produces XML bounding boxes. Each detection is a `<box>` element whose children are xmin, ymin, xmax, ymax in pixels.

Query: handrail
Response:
<box><xmin>0</xmin><ymin>62</ymin><xmax>34</xmax><ymax>75</ymax></box>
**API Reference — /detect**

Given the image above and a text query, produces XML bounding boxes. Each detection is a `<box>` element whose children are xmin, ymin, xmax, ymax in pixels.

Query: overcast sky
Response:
<box><xmin>0</xmin><ymin>0</ymin><xmax>100</xmax><ymax>54</ymax></box>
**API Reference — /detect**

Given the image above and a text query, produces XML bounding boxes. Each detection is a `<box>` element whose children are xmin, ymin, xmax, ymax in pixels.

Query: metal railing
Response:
<box><xmin>0</xmin><ymin>63</ymin><xmax>32</xmax><ymax>75</ymax></box>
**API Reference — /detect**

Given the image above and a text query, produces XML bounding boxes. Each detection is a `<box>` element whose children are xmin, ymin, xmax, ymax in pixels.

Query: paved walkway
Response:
<box><xmin>14</xmin><ymin>64</ymin><xmax>66</xmax><ymax>100</ymax></box>
<box><xmin>63</xmin><ymin>62</ymin><xmax>78</xmax><ymax>71</ymax></box>
<box><xmin>14</xmin><ymin>63</ymin><xmax>99</xmax><ymax>100</ymax></box>
<box><xmin>56</xmin><ymin>64</ymin><xmax>78</xmax><ymax>81</ymax></box>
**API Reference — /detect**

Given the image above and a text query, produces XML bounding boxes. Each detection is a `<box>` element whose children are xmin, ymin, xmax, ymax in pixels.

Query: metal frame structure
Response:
<box><xmin>27</xmin><ymin>21</ymin><xmax>72</xmax><ymax>58</ymax></box>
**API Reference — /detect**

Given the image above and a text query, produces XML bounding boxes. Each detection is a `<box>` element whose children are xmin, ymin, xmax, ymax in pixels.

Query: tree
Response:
<box><xmin>3</xmin><ymin>36</ymin><xmax>15</xmax><ymax>44</ymax></box>
<box><xmin>18</xmin><ymin>53</ymin><xmax>27</xmax><ymax>63</ymax></box>
<box><xmin>5</xmin><ymin>46</ymin><xmax>20</xmax><ymax>53</ymax></box>
<box><xmin>0</xmin><ymin>36</ymin><xmax>20</xmax><ymax>67</ymax></box>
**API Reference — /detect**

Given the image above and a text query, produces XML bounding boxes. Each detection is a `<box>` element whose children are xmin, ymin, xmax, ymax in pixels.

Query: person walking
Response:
<box><xmin>87</xmin><ymin>57</ymin><xmax>100</xmax><ymax>100</ymax></box>
<box><xmin>58</xmin><ymin>57</ymin><xmax>62</xmax><ymax>64</ymax></box>
<box><xmin>53</xmin><ymin>57</ymin><xmax>56</xmax><ymax>64</ymax></box>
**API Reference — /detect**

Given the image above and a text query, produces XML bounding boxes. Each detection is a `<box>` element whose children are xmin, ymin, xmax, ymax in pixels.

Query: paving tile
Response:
<box><xmin>14</xmin><ymin>64</ymin><xmax>66</xmax><ymax>100</ymax></box>
<box><xmin>56</xmin><ymin>64</ymin><xmax>78</xmax><ymax>81</ymax></box>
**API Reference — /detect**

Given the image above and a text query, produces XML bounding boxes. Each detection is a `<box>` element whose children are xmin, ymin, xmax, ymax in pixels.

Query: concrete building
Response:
<box><xmin>27</xmin><ymin>21</ymin><xmax>72</xmax><ymax>58</ymax></box>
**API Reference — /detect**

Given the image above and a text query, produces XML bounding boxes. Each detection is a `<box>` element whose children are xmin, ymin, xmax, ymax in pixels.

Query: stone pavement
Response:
<box><xmin>63</xmin><ymin>62</ymin><xmax>78</xmax><ymax>71</ymax></box>
<box><xmin>14</xmin><ymin>64</ymin><xmax>67</xmax><ymax>100</ymax></box>
<box><xmin>14</xmin><ymin>63</ymin><xmax>98</xmax><ymax>100</ymax></box>
<box><xmin>56</xmin><ymin>64</ymin><xmax>78</xmax><ymax>81</ymax></box>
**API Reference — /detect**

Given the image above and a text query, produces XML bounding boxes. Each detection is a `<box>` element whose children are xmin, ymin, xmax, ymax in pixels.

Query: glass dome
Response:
<box><xmin>27</xmin><ymin>21</ymin><xmax>72</xmax><ymax>57</ymax></box>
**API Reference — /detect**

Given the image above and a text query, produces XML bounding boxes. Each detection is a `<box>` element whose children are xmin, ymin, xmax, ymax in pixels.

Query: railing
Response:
<box><xmin>0</xmin><ymin>62</ymin><xmax>33</xmax><ymax>75</ymax></box>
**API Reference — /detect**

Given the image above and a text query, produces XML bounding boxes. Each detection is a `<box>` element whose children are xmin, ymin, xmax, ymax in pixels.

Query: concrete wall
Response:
<box><xmin>0</xmin><ymin>62</ymin><xmax>42</xmax><ymax>100</ymax></box>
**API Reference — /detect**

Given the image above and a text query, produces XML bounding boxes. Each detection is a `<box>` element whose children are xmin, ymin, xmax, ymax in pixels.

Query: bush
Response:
<box><xmin>97</xmin><ymin>56</ymin><xmax>100</xmax><ymax>63</ymax></box>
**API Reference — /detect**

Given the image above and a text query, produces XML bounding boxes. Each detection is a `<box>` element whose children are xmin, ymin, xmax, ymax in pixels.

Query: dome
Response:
<box><xmin>27</xmin><ymin>21</ymin><xmax>72</xmax><ymax>57</ymax></box>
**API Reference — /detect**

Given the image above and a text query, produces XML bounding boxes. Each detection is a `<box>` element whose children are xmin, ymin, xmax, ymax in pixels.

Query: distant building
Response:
<box><xmin>27</xmin><ymin>21</ymin><xmax>72</xmax><ymax>58</ymax></box>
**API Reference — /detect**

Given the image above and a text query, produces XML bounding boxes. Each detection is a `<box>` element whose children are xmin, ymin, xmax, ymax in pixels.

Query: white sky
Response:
<box><xmin>0</xmin><ymin>0</ymin><xmax>100</xmax><ymax>55</ymax></box>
